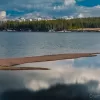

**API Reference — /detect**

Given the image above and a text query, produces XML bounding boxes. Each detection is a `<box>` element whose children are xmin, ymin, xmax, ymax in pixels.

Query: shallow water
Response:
<box><xmin>0</xmin><ymin>32</ymin><xmax>100</xmax><ymax>100</ymax></box>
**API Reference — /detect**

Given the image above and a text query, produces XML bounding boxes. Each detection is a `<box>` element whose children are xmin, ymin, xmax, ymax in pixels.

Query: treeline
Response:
<box><xmin>0</xmin><ymin>17</ymin><xmax>100</xmax><ymax>31</ymax></box>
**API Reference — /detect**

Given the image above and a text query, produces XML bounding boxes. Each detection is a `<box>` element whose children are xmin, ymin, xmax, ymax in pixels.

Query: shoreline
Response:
<box><xmin>0</xmin><ymin>28</ymin><xmax>100</xmax><ymax>32</ymax></box>
<box><xmin>69</xmin><ymin>28</ymin><xmax>100</xmax><ymax>32</ymax></box>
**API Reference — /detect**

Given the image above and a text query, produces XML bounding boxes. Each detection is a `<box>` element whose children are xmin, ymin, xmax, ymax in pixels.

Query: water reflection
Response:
<box><xmin>0</xmin><ymin>55</ymin><xmax>99</xmax><ymax>92</ymax></box>
<box><xmin>11</xmin><ymin>55</ymin><xmax>100</xmax><ymax>91</ymax></box>
<box><xmin>1</xmin><ymin>55</ymin><xmax>100</xmax><ymax>100</ymax></box>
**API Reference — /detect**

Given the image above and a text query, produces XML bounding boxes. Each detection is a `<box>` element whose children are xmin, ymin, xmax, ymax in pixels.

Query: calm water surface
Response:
<box><xmin>0</xmin><ymin>32</ymin><xmax>100</xmax><ymax>99</ymax></box>
<box><xmin>0</xmin><ymin>32</ymin><xmax>100</xmax><ymax>58</ymax></box>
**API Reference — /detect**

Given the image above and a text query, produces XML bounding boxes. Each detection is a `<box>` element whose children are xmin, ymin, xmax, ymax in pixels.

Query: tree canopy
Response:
<box><xmin>0</xmin><ymin>17</ymin><xmax>100</xmax><ymax>32</ymax></box>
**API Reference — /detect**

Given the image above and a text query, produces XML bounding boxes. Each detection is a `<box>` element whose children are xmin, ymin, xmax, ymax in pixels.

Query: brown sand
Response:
<box><xmin>0</xmin><ymin>53</ymin><xmax>99</xmax><ymax>67</ymax></box>
<box><xmin>79</xmin><ymin>28</ymin><xmax>100</xmax><ymax>31</ymax></box>
<box><xmin>72</xmin><ymin>28</ymin><xmax>100</xmax><ymax>31</ymax></box>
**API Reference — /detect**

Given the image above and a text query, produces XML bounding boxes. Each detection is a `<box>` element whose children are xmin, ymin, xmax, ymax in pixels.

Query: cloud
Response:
<box><xmin>0</xmin><ymin>0</ymin><xmax>100</xmax><ymax>18</ymax></box>
<box><xmin>64</xmin><ymin>0</ymin><xmax>76</xmax><ymax>6</ymax></box>
<box><xmin>78</xmin><ymin>13</ymin><xmax>84</xmax><ymax>18</ymax></box>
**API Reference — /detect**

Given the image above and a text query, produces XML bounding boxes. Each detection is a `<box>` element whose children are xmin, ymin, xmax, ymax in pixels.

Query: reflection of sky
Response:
<box><xmin>74</xmin><ymin>54</ymin><xmax>100</xmax><ymax>68</ymax></box>
<box><xmin>1</xmin><ymin>55</ymin><xmax>100</xmax><ymax>99</ymax></box>
<box><xmin>11</xmin><ymin>55</ymin><xmax>100</xmax><ymax>91</ymax></box>
<box><xmin>0</xmin><ymin>55</ymin><xmax>99</xmax><ymax>93</ymax></box>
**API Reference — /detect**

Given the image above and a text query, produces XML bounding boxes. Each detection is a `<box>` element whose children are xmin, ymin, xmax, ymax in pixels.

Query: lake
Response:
<box><xmin>0</xmin><ymin>32</ymin><xmax>100</xmax><ymax>100</ymax></box>
<box><xmin>0</xmin><ymin>32</ymin><xmax>100</xmax><ymax>58</ymax></box>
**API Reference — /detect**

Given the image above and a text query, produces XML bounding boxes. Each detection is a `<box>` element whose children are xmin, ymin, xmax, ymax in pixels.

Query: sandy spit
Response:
<box><xmin>0</xmin><ymin>53</ymin><xmax>99</xmax><ymax>67</ymax></box>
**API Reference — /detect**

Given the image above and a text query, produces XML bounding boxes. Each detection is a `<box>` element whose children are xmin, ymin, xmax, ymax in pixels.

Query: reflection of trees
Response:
<box><xmin>2</xmin><ymin>82</ymin><xmax>98</xmax><ymax>100</ymax></box>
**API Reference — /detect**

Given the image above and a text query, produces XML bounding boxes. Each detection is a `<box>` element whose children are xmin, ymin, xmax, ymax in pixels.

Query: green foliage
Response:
<box><xmin>0</xmin><ymin>17</ymin><xmax>100</xmax><ymax>31</ymax></box>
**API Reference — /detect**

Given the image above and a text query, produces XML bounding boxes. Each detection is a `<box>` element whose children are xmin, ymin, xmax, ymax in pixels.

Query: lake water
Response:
<box><xmin>0</xmin><ymin>32</ymin><xmax>100</xmax><ymax>58</ymax></box>
<box><xmin>0</xmin><ymin>32</ymin><xmax>100</xmax><ymax>100</ymax></box>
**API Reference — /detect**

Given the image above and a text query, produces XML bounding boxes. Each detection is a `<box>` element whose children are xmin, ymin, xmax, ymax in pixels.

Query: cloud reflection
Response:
<box><xmin>15</xmin><ymin>56</ymin><xmax>100</xmax><ymax>91</ymax></box>
<box><xmin>0</xmin><ymin>56</ymin><xmax>100</xmax><ymax>99</ymax></box>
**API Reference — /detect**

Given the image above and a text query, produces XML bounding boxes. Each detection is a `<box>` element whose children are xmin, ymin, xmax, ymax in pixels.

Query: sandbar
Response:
<box><xmin>0</xmin><ymin>52</ymin><xmax>99</xmax><ymax>67</ymax></box>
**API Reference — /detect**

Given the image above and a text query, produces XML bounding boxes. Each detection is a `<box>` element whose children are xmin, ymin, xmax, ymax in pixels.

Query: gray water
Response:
<box><xmin>0</xmin><ymin>32</ymin><xmax>100</xmax><ymax>100</ymax></box>
<box><xmin>0</xmin><ymin>32</ymin><xmax>99</xmax><ymax>58</ymax></box>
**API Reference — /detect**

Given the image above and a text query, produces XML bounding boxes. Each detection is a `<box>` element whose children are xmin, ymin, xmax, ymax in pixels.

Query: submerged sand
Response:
<box><xmin>0</xmin><ymin>53</ymin><xmax>99</xmax><ymax>68</ymax></box>
<box><xmin>0</xmin><ymin>66</ymin><xmax>49</xmax><ymax>70</ymax></box>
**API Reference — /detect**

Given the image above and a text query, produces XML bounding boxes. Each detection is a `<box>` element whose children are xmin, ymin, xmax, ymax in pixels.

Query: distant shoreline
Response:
<box><xmin>1</xmin><ymin>28</ymin><xmax>100</xmax><ymax>32</ymax></box>
<box><xmin>1</xmin><ymin>17</ymin><xmax>100</xmax><ymax>32</ymax></box>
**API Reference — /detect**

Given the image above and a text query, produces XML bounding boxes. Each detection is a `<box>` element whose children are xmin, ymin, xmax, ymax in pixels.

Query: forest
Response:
<box><xmin>0</xmin><ymin>17</ymin><xmax>100</xmax><ymax>32</ymax></box>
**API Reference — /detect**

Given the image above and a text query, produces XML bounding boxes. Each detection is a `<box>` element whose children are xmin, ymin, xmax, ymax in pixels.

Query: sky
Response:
<box><xmin>0</xmin><ymin>0</ymin><xmax>100</xmax><ymax>18</ymax></box>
